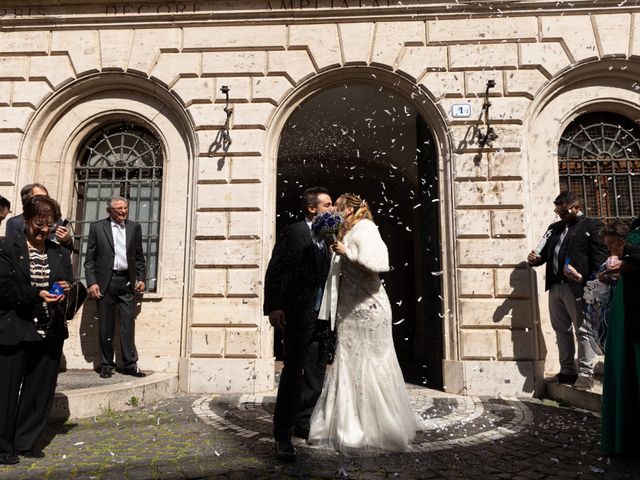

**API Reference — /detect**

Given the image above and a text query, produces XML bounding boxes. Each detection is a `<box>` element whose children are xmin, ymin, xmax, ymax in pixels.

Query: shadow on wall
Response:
<box><xmin>492</xmin><ymin>262</ymin><xmax>546</xmax><ymax>395</ymax></box>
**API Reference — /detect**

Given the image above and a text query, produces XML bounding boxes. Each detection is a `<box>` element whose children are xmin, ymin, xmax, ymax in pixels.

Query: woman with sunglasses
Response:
<box><xmin>0</xmin><ymin>195</ymin><xmax>73</xmax><ymax>465</ymax></box>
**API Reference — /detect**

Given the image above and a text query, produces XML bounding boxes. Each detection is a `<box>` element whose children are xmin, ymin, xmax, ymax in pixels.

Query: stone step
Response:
<box><xmin>544</xmin><ymin>377</ymin><xmax>603</xmax><ymax>413</ymax></box>
<box><xmin>50</xmin><ymin>370</ymin><xmax>179</xmax><ymax>421</ymax></box>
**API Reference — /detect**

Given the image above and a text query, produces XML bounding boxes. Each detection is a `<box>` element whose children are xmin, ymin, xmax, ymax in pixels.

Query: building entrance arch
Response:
<box><xmin>267</xmin><ymin>69</ymin><xmax>452</xmax><ymax>388</ymax></box>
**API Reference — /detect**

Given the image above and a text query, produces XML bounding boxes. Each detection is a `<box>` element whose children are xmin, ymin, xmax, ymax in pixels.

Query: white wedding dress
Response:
<box><xmin>308</xmin><ymin>219</ymin><xmax>417</xmax><ymax>453</ymax></box>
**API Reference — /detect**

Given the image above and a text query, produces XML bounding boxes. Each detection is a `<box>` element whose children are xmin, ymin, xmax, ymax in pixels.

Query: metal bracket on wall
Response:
<box><xmin>477</xmin><ymin>80</ymin><xmax>498</xmax><ymax>148</ymax></box>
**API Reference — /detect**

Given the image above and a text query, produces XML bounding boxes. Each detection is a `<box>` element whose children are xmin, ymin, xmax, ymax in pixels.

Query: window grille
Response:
<box><xmin>73</xmin><ymin>123</ymin><xmax>163</xmax><ymax>291</ymax></box>
<box><xmin>558</xmin><ymin>112</ymin><xmax>640</xmax><ymax>222</ymax></box>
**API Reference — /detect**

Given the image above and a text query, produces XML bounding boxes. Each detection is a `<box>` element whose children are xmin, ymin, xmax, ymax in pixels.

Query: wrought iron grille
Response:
<box><xmin>558</xmin><ymin>112</ymin><xmax>640</xmax><ymax>222</ymax></box>
<box><xmin>73</xmin><ymin>123</ymin><xmax>163</xmax><ymax>291</ymax></box>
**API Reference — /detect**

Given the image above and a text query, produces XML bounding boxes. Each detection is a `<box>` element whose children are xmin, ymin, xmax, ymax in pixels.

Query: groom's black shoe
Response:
<box><xmin>292</xmin><ymin>427</ymin><xmax>309</xmax><ymax>440</ymax></box>
<box><xmin>275</xmin><ymin>440</ymin><xmax>296</xmax><ymax>462</ymax></box>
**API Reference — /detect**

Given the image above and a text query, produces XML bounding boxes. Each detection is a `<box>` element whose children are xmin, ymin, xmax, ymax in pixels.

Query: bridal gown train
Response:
<box><xmin>308</xmin><ymin>219</ymin><xmax>417</xmax><ymax>453</ymax></box>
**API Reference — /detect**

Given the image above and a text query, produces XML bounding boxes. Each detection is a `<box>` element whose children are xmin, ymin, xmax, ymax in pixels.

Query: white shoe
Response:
<box><xmin>573</xmin><ymin>375</ymin><xmax>593</xmax><ymax>391</ymax></box>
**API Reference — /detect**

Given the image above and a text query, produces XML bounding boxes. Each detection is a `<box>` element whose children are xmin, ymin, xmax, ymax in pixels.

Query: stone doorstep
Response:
<box><xmin>50</xmin><ymin>372</ymin><xmax>179</xmax><ymax>421</ymax></box>
<box><xmin>544</xmin><ymin>378</ymin><xmax>602</xmax><ymax>413</ymax></box>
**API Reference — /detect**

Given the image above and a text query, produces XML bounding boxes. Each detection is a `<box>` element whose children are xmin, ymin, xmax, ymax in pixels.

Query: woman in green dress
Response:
<box><xmin>600</xmin><ymin>218</ymin><xmax>640</xmax><ymax>458</ymax></box>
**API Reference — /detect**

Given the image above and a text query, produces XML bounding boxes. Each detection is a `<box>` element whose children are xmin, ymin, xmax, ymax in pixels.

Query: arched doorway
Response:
<box><xmin>275</xmin><ymin>82</ymin><xmax>444</xmax><ymax>388</ymax></box>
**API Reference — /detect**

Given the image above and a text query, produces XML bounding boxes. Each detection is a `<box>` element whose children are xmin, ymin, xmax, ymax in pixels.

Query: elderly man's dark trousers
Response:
<box><xmin>98</xmin><ymin>274</ymin><xmax>138</xmax><ymax>370</ymax></box>
<box><xmin>0</xmin><ymin>338</ymin><xmax>63</xmax><ymax>454</ymax></box>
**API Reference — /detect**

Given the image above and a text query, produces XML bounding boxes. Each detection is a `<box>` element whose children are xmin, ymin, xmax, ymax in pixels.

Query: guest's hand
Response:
<box><xmin>268</xmin><ymin>309</ymin><xmax>286</xmax><ymax>329</ymax></box>
<box><xmin>55</xmin><ymin>225</ymin><xmax>72</xmax><ymax>244</ymax></box>
<box><xmin>563</xmin><ymin>264</ymin><xmax>583</xmax><ymax>283</ymax></box>
<box><xmin>57</xmin><ymin>280</ymin><xmax>71</xmax><ymax>294</ymax></box>
<box><xmin>527</xmin><ymin>250</ymin><xmax>540</xmax><ymax>265</ymax></box>
<box><xmin>331</xmin><ymin>241</ymin><xmax>346</xmax><ymax>255</ymax></box>
<box><xmin>605</xmin><ymin>256</ymin><xmax>622</xmax><ymax>273</ymax></box>
<box><xmin>88</xmin><ymin>283</ymin><xmax>102</xmax><ymax>299</ymax></box>
<box><xmin>39</xmin><ymin>290</ymin><xmax>64</xmax><ymax>303</ymax></box>
<box><xmin>135</xmin><ymin>281</ymin><xmax>145</xmax><ymax>293</ymax></box>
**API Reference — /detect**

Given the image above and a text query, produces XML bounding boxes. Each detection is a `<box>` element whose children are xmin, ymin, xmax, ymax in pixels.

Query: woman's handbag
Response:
<box><xmin>65</xmin><ymin>281</ymin><xmax>88</xmax><ymax>320</ymax></box>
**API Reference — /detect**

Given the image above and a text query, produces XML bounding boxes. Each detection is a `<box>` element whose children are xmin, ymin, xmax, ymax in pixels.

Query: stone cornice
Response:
<box><xmin>1</xmin><ymin>0</ymin><xmax>639</xmax><ymax>27</ymax></box>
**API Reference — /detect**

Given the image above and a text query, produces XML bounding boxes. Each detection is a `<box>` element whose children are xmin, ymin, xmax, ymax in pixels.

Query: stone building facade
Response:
<box><xmin>1</xmin><ymin>0</ymin><xmax>638</xmax><ymax>396</ymax></box>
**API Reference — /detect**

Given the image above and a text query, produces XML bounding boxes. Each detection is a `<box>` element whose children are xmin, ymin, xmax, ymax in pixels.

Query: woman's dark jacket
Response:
<box><xmin>620</xmin><ymin>244</ymin><xmax>640</xmax><ymax>341</ymax></box>
<box><xmin>0</xmin><ymin>234</ymin><xmax>73</xmax><ymax>345</ymax></box>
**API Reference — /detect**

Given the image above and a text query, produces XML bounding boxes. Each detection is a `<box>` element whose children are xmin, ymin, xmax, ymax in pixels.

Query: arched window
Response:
<box><xmin>558</xmin><ymin>112</ymin><xmax>640</xmax><ymax>221</ymax></box>
<box><xmin>73</xmin><ymin>123</ymin><xmax>163</xmax><ymax>292</ymax></box>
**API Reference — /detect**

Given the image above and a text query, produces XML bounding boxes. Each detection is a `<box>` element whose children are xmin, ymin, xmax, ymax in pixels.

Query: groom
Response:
<box><xmin>264</xmin><ymin>186</ymin><xmax>333</xmax><ymax>462</ymax></box>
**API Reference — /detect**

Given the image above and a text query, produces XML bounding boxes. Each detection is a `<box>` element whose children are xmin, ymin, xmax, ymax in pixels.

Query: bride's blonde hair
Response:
<box><xmin>336</xmin><ymin>193</ymin><xmax>373</xmax><ymax>239</ymax></box>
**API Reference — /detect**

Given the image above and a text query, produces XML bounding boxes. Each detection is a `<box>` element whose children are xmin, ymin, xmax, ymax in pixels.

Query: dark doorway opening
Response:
<box><xmin>274</xmin><ymin>82</ymin><xmax>443</xmax><ymax>389</ymax></box>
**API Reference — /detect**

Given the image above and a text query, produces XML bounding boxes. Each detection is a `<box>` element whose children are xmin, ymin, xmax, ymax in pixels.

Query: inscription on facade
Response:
<box><xmin>265</xmin><ymin>0</ymin><xmax>392</xmax><ymax>9</ymax></box>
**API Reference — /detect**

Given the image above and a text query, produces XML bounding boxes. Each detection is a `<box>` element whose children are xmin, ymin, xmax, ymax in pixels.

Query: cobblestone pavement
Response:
<box><xmin>1</xmin><ymin>386</ymin><xmax>639</xmax><ymax>480</ymax></box>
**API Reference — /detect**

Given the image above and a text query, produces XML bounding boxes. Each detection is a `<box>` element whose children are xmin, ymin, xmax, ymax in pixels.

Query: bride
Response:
<box><xmin>308</xmin><ymin>193</ymin><xmax>417</xmax><ymax>453</ymax></box>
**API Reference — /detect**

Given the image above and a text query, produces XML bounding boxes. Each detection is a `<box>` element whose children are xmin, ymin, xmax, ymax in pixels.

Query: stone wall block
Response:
<box><xmin>52</xmin><ymin>31</ymin><xmax>100</xmax><ymax>75</ymax></box>
<box><xmin>457</xmin><ymin>268</ymin><xmax>494</xmax><ymax>296</ymax></box>
<box><xmin>455</xmin><ymin>180</ymin><xmax>523</xmax><ymax>208</ymax></box>
<box><xmin>194</xmin><ymin>240</ymin><xmax>261</xmax><ymax>266</ymax></box>
<box><xmin>29</xmin><ymin>56</ymin><xmax>75</xmax><ymax>89</ymax></box>
<box><xmin>491</xmin><ymin>209</ymin><xmax>526</xmax><ymax>237</ymax></box>
<box><xmin>197</xmin><ymin>155</ymin><xmax>229</xmax><ymax>183</ymax></box>
<box><xmin>0</xmin><ymin>106</ymin><xmax>34</xmax><ymax>132</ymax></box>
<box><xmin>371</xmin><ymin>21</ymin><xmax>424</xmax><ymax>69</ymax></box>
<box><xmin>290</xmin><ymin>24</ymin><xmax>341</xmax><ymax>70</ymax></box>
<box><xmin>488</xmin><ymin>150</ymin><xmax>523</xmax><ymax>179</ymax></box>
<box><xmin>151</xmin><ymin>52</ymin><xmax>200</xmax><ymax>87</ymax></box>
<box><xmin>460</xmin><ymin>330</ymin><xmax>497</xmax><ymax>359</ymax></box>
<box><xmin>225</xmin><ymin>328</ymin><xmax>260</xmax><ymax>357</ymax></box>
<box><xmin>457</xmin><ymin>238</ymin><xmax>530</xmax><ymax>267</ymax></box>
<box><xmin>450</xmin><ymin>124</ymin><xmax>522</xmax><ymax>150</ymax></box>
<box><xmin>427</xmin><ymin>17</ymin><xmax>537</xmax><ymax>43</ymax></box>
<box><xmin>128</xmin><ymin>28</ymin><xmax>181</xmax><ymax>74</ymax></box>
<box><xmin>498</xmin><ymin>329</ymin><xmax>534</xmax><ymax>360</ymax></box>
<box><xmin>183</xmin><ymin>25</ymin><xmax>286</xmax><ymax>50</ymax></box>
<box><xmin>230</xmin><ymin>156</ymin><xmax>262</xmax><ymax>183</ymax></box>
<box><xmin>396</xmin><ymin>46</ymin><xmax>447</xmax><ymax>81</ymax></box>
<box><xmin>465</xmin><ymin>72</ymin><xmax>504</xmax><ymax>96</ymax></box>
<box><xmin>0</xmin><ymin>132</ymin><xmax>23</xmax><ymax>158</ymax></box>
<box><xmin>193</xmin><ymin>268</ymin><xmax>227</xmax><ymax>295</ymax></box>
<box><xmin>231</xmin><ymin>103</ymin><xmax>275</xmax><ymax>128</ymax></box>
<box><xmin>419</xmin><ymin>71</ymin><xmax>464</xmax><ymax>100</ymax></box>
<box><xmin>455</xmin><ymin>209</ymin><xmax>490</xmax><ymax>237</ymax></box>
<box><xmin>214</xmin><ymin>77</ymin><xmax>251</xmax><ymax>102</ymax></box>
<box><xmin>99</xmin><ymin>29</ymin><xmax>134</xmax><ymax>70</ymax></box>
<box><xmin>594</xmin><ymin>14</ymin><xmax>630</xmax><ymax>57</ymax></box>
<box><xmin>197</xmin><ymin>129</ymin><xmax>265</xmax><ymax>155</ymax></box>
<box><xmin>197</xmin><ymin>183</ymin><xmax>262</xmax><ymax>210</ymax></box>
<box><xmin>519</xmin><ymin>42</ymin><xmax>571</xmax><ymax>77</ymax></box>
<box><xmin>227</xmin><ymin>268</ymin><xmax>261</xmax><ymax>297</ymax></box>
<box><xmin>252</xmin><ymin>76</ymin><xmax>293</xmax><ymax>104</ymax></box>
<box><xmin>504</xmin><ymin>69</ymin><xmax>549</xmax><ymax>99</ymax></box>
<box><xmin>190</xmin><ymin>327</ymin><xmax>225</xmax><ymax>356</ymax></box>
<box><xmin>191</xmin><ymin>298</ymin><xmax>260</xmax><ymax>325</ymax></box>
<box><xmin>184</xmin><ymin>358</ymin><xmax>273</xmax><ymax>393</ymax></box>
<box><xmin>172</xmin><ymin>78</ymin><xmax>214</xmax><ymax>106</ymax></box>
<box><xmin>449</xmin><ymin>44</ymin><xmax>518</xmax><ymax>70</ymax></box>
<box><xmin>339</xmin><ymin>23</ymin><xmax>374</xmax><ymax>65</ymax></box>
<box><xmin>463</xmin><ymin>360</ymin><xmax>535</xmax><ymax>396</ymax></box>
<box><xmin>0</xmin><ymin>31</ymin><xmax>49</xmax><ymax>54</ymax></box>
<box><xmin>0</xmin><ymin>160</ymin><xmax>16</xmax><ymax>183</ymax></box>
<box><xmin>0</xmin><ymin>58</ymin><xmax>28</xmax><ymax>80</ymax></box>
<box><xmin>494</xmin><ymin>268</ymin><xmax>531</xmax><ymax>299</ymax></box>
<box><xmin>0</xmin><ymin>83</ymin><xmax>10</xmax><ymax>105</ymax></box>
<box><xmin>229</xmin><ymin>211</ymin><xmax>262</xmax><ymax>238</ymax></box>
<box><xmin>540</xmin><ymin>16</ymin><xmax>599</xmax><ymax>62</ymax></box>
<box><xmin>631</xmin><ymin>13</ymin><xmax>640</xmax><ymax>58</ymax></box>
<box><xmin>203</xmin><ymin>52</ymin><xmax>265</xmax><ymax>76</ymax></box>
<box><xmin>188</xmin><ymin>104</ymin><xmax>224</xmax><ymax>129</ymax></box>
<box><xmin>195</xmin><ymin>212</ymin><xmax>227</xmax><ymax>238</ymax></box>
<box><xmin>11</xmin><ymin>81</ymin><xmax>52</xmax><ymax>109</ymax></box>
<box><xmin>459</xmin><ymin>298</ymin><xmax>532</xmax><ymax>327</ymax></box>
<box><xmin>268</xmin><ymin>50</ymin><xmax>316</xmax><ymax>85</ymax></box>
<box><xmin>453</xmin><ymin>152</ymin><xmax>488</xmax><ymax>180</ymax></box>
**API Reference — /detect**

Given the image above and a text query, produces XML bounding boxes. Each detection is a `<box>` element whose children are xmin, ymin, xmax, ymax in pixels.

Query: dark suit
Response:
<box><xmin>0</xmin><ymin>235</ymin><xmax>72</xmax><ymax>455</ymax></box>
<box><xmin>264</xmin><ymin>220</ymin><xmax>330</xmax><ymax>441</ymax></box>
<box><xmin>84</xmin><ymin>218</ymin><xmax>146</xmax><ymax>370</ymax></box>
<box><xmin>533</xmin><ymin>215</ymin><xmax>607</xmax><ymax>376</ymax></box>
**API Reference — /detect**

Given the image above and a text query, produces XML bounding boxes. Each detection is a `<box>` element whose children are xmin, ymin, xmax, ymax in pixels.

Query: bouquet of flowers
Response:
<box><xmin>311</xmin><ymin>212</ymin><xmax>344</xmax><ymax>243</ymax></box>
